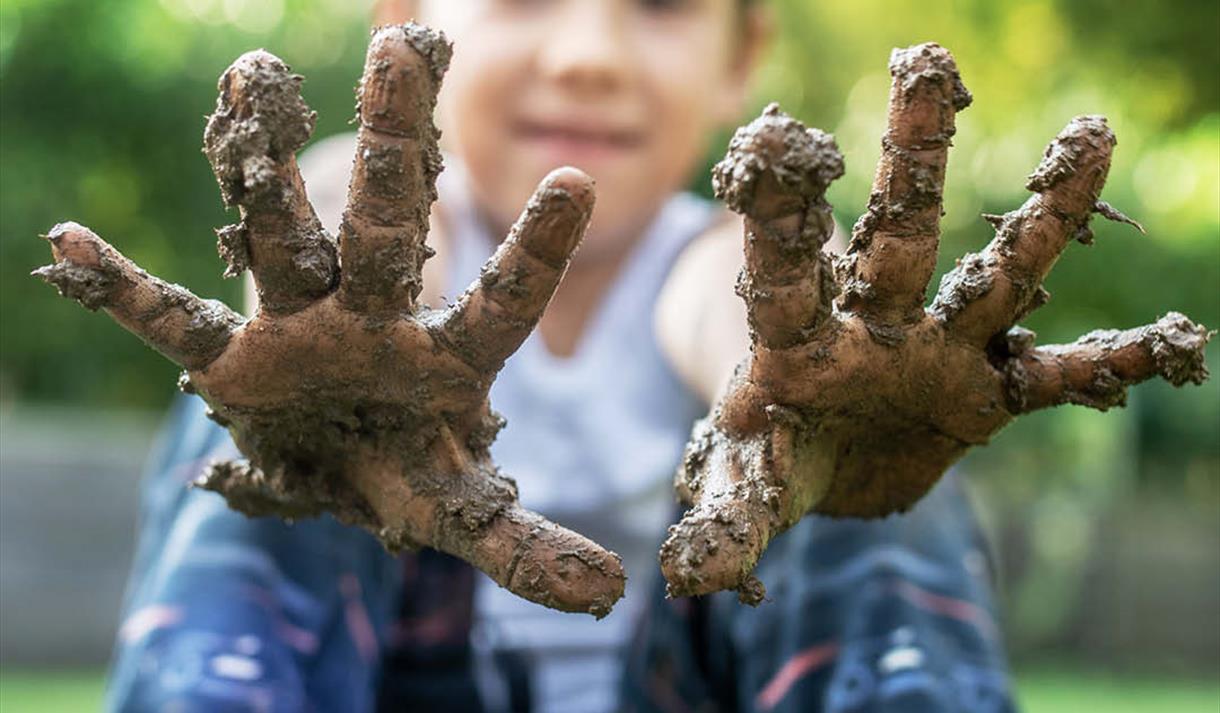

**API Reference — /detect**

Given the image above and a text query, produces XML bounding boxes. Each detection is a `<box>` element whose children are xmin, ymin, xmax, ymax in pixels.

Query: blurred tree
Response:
<box><xmin>2</xmin><ymin>0</ymin><xmax>1216</xmax><ymax>496</ymax></box>
<box><xmin>1</xmin><ymin>0</ymin><xmax>376</xmax><ymax>407</ymax></box>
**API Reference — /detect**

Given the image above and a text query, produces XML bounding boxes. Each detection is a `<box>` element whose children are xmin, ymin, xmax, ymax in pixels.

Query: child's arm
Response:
<box><xmin>35</xmin><ymin>25</ymin><xmax>624</xmax><ymax>618</ymax></box>
<box><xmin>656</xmin><ymin>211</ymin><xmax>847</xmax><ymax>405</ymax></box>
<box><xmin>654</xmin><ymin>43</ymin><xmax>1212</xmax><ymax>603</ymax></box>
<box><xmin>655</xmin><ymin>216</ymin><xmax>751</xmax><ymax>405</ymax></box>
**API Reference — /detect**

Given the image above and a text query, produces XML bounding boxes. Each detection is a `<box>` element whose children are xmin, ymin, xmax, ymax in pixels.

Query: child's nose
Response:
<box><xmin>536</xmin><ymin>0</ymin><xmax>632</xmax><ymax>93</ymax></box>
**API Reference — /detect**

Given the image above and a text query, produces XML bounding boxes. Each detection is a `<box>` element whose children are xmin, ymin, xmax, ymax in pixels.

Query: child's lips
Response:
<box><xmin>513</xmin><ymin>119</ymin><xmax>644</xmax><ymax>163</ymax></box>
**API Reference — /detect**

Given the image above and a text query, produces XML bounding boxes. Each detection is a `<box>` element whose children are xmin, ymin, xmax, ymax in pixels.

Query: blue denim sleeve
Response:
<box><xmin>106</xmin><ymin>395</ymin><xmax>402</xmax><ymax>713</ymax></box>
<box><xmin>622</xmin><ymin>473</ymin><xmax>1017</xmax><ymax>713</ymax></box>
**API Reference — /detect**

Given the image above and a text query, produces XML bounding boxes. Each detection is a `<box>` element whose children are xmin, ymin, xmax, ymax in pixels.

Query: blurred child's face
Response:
<box><xmin>399</xmin><ymin>0</ymin><xmax>759</xmax><ymax>258</ymax></box>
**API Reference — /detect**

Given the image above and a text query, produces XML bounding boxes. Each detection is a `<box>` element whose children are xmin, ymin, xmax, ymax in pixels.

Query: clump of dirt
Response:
<box><xmin>712</xmin><ymin>103</ymin><xmax>844</xmax><ymax>219</ymax></box>
<box><xmin>204</xmin><ymin>51</ymin><xmax>316</xmax><ymax>206</ymax></box>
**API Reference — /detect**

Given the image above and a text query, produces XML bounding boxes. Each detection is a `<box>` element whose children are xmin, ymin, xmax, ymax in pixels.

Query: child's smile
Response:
<box><xmin>512</xmin><ymin>114</ymin><xmax>647</xmax><ymax>167</ymax></box>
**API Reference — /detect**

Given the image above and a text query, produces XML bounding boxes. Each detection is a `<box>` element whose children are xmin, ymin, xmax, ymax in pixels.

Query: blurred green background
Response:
<box><xmin>0</xmin><ymin>0</ymin><xmax>1216</xmax><ymax>710</ymax></box>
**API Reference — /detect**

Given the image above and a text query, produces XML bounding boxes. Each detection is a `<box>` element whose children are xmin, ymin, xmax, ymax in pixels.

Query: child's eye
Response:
<box><xmin>499</xmin><ymin>0</ymin><xmax>556</xmax><ymax>11</ymax></box>
<box><xmin>637</xmin><ymin>0</ymin><xmax>697</xmax><ymax>14</ymax></box>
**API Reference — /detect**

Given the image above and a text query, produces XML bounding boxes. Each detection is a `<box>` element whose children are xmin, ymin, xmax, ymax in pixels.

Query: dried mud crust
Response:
<box><xmin>712</xmin><ymin>103</ymin><xmax>845</xmax><ymax>218</ymax></box>
<box><xmin>657</xmin><ymin>42</ymin><xmax>1211</xmax><ymax>603</ymax></box>
<box><xmin>203</xmin><ymin>49</ymin><xmax>337</xmax><ymax>310</ymax></box>
<box><xmin>195</xmin><ymin>406</ymin><xmax>513</xmax><ymax>554</ymax></box>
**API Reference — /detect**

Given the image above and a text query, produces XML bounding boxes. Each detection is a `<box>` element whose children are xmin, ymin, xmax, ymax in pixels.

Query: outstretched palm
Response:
<box><xmin>660</xmin><ymin>44</ymin><xmax>1212</xmax><ymax>602</ymax></box>
<box><xmin>35</xmin><ymin>25</ymin><xmax>624</xmax><ymax>617</ymax></box>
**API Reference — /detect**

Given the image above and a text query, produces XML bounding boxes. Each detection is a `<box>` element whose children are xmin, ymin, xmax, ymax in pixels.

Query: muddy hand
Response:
<box><xmin>34</xmin><ymin>24</ymin><xmax>625</xmax><ymax>618</ymax></box>
<box><xmin>660</xmin><ymin>44</ymin><xmax>1212</xmax><ymax>604</ymax></box>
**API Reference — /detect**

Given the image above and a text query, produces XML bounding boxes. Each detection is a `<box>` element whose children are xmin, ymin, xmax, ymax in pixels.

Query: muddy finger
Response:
<box><xmin>347</xmin><ymin>438</ymin><xmax>625</xmax><ymax>618</ymax></box>
<box><xmin>440</xmin><ymin>167</ymin><xmax>594</xmax><ymax>374</ymax></box>
<box><xmin>1004</xmin><ymin>313</ymin><xmax>1212</xmax><ymax>413</ymax></box>
<box><xmin>204</xmin><ymin>50</ymin><xmax>337</xmax><ymax>314</ymax></box>
<box><xmin>931</xmin><ymin>116</ymin><xmax>1121</xmax><ymax>344</ymax></box>
<box><xmin>840</xmin><ymin>43</ymin><xmax>971</xmax><ymax>328</ymax></box>
<box><xmin>337</xmin><ymin>23</ymin><xmax>451</xmax><ymax>314</ymax></box>
<box><xmin>460</xmin><ymin>505</ymin><xmax>626</xmax><ymax>618</ymax></box>
<box><xmin>662</xmin><ymin>411</ymin><xmax>830</xmax><ymax>603</ymax></box>
<box><xmin>33</xmin><ymin>222</ymin><xmax>243</xmax><ymax>370</ymax></box>
<box><xmin>712</xmin><ymin>104</ymin><xmax>844</xmax><ymax>350</ymax></box>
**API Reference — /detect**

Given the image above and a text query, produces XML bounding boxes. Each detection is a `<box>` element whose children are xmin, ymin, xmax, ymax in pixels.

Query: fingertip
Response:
<box><xmin>1025</xmin><ymin>115</ymin><xmax>1116</xmax><ymax>195</ymax></box>
<box><xmin>368</xmin><ymin>23</ymin><xmax>452</xmax><ymax>82</ymax></box>
<box><xmin>1054</xmin><ymin>115</ymin><xmax>1115</xmax><ymax>157</ymax></box>
<box><xmin>508</xmin><ymin>540</ymin><xmax>626</xmax><ymax>618</ymax></box>
<box><xmin>510</xmin><ymin>167</ymin><xmax>594</xmax><ymax>262</ymax></box>
<box><xmin>878</xmin><ymin>44</ymin><xmax>972</xmax><ymax>158</ymax></box>
<box><xmin>229</xmin><ymin>49</ymin><xmax>289</xmax><ymax>77</ymax></box>
<box><xmin>476</xmin><ymin>509</ymin><xmax>626</xmax><ymax>617</ymax></box>
<box><xmin>888</xmin><ymin>42</ymin><xmax>957</xmax><ymax>77</ymax></box>
<box><xmin>712</xmin><ymin>105</ymin><xmax>843</xmax><ymax>219</ymax></box>
<box><xmin>540</xmin><ymin>166</ymin><xmax>596</xmax><ymax>211</ymax></box>
<box><xmin>1065</xmin><ymin>114</ymin><xmax>1114</xmax><ymax>139</ymax></box>
<box><xmin>220</xmin><ymin>50</ymin><xmax>296</xmax><ymax>106</ymax></box>
<box><xmin>34</xmin><ymin>222</ymin><xmax>127</xmax><ymax>312</ymax></box>
<box><xmin>359</xmin><ymin>24</ymin><xmax>452</xmax><ymax>133</ymax></box>
<box><xmin>44</xmin><ymin>222</ymin><xmax>104</xmax><ymax>266</ymax></box>
<box><xmin>888</xmin><ymin>42</ymin><xmax>972</xmax><ymax>112</ymax></box>
<box><xmin>207</xmin><ymin>48</ymin><xmax>313</xmax><ymax>177</ymax></box>
<box><xmin>366</xmin><ymin>25</ymin><xmax>427</xmax><ymax>74</ymax></box>
<box><xmin>44</xmin><ymin>220</ymin><xmax>84</xmax><ymax>244</ymax></box>
<box><xmin>658</xmin><ymin>504</ymin><xmax>766</xmax><ymax>599</ymax></box>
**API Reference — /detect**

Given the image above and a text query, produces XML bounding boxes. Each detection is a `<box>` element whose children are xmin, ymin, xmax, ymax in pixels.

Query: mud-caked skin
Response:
<box><xmin>34</xmin><ymin>24</ymin><xmax>624</xmax><ymax>619</ymax></box>
<box><xmin>659</xmin><ymin>43</ymin><xmax>1212</xmax><ymax>604</ymax></box>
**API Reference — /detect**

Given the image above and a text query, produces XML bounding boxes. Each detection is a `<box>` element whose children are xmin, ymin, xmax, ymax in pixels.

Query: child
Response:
<box><xmin>107</xmin><ymin>1</ymin><xmax>1014</xmax><ymax>711</ymax></box>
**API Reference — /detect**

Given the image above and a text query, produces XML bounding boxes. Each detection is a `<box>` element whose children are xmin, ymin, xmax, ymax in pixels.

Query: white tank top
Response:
<box><xmin>439</xmin><ymin>164</ymin><xmax>715</xmax><ymax>713</ymax></box>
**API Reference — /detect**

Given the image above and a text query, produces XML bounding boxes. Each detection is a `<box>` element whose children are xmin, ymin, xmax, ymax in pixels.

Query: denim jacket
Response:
<box><xmin>107</xmin><ymin>395</ymin><xmax>1015</xmax><ymax>713</ymax></box>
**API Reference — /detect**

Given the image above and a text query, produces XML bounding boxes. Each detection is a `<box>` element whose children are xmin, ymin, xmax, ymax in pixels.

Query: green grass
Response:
<box><xmin>0</xmin><ymin>667</ymin><xmax>1216</xmax><ymax>712</ymax></box>
<box><xmin>0</xmin><ymin>670</ymin><xmax>106</xmax><ymax>712</ymax></box>
<box><xmin>1016</xmin><ymin>667</ymin><xmax>1219</xmax><ymax>713</ymax></box>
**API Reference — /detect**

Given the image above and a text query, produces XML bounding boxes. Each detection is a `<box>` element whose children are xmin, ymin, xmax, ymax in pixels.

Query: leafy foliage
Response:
<box><xmin>2</xmin><ymin>0</ymin><xmax>1216</xmax><ymax>499</ymax></box>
